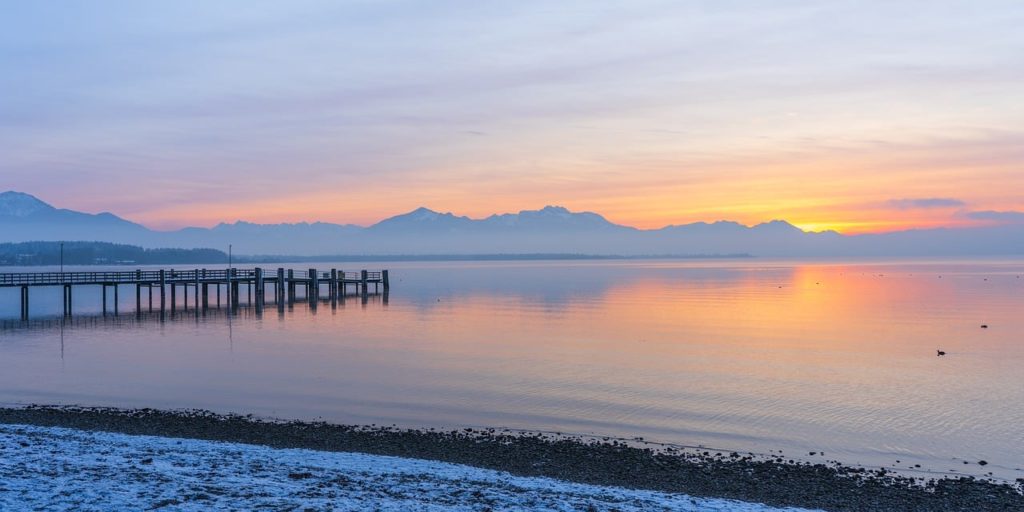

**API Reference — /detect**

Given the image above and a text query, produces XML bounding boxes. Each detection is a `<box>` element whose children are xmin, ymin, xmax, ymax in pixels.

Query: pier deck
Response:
<box><xmin>0</xmin><ymin>267</ymin><xmax>389</xmax><ymax>319</ymax></box>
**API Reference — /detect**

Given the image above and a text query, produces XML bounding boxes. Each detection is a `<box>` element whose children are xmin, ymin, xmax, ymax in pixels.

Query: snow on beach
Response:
<box><xmin>0</xmin><ymin>424</ymin><xmax>817</xmax><ymax>511</ymax></box>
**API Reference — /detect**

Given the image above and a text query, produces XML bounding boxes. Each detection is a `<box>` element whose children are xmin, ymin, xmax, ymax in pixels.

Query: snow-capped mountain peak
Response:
<box><xmin>0</xmin><ymin>191</ymin><xmax>54</xmax><ymax>217</ymax></box>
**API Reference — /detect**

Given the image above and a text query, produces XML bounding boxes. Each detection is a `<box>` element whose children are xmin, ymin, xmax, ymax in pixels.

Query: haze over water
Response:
<box><xmin>1</xmin><ymin>259</ymin><xmax>1022</xmax><ymax>480</ymax></box>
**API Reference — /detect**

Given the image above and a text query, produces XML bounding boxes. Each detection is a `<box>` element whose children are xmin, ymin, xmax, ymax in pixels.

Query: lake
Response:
<box><xmin>1</xmin><ymin>259</ymin><xmax>1021</xmax><ymax>480</ymax></box>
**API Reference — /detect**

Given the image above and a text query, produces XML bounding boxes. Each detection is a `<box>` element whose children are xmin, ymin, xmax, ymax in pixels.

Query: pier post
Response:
<box><xmin>328</xmin><ymin>269</ymin><xmax>337</xmax><ymax>310</ymax></box>
<box><xmin>114</xmin><ymin>284</ymin><xmax>119</xmax><ymax>315</ymax></box>
<box><xmin>136</xmin><ymin>270</ymin><xmax>143</xmax><ymax>315</ymax></box>
<box><xmin>195</xmin><ymin>272</ymin><xmax>201</xmax><ymax>314</ymax></box>
<box><xmin>287</xmin><ymin>269</ymin><xmax>295</xmax><ymax>303</ymax></box>
<box><xmin>277</xmin><ymin>268</ymin><xmax>284</xmax><ymax>303</ymax></box>
<box><xmin>230</xmin><ymin>268</ymin><xmax>239</xmax><ymax>308</ymax></box>
<box><xmin>63</xmin><ymin>284</ymin><xmax>72</xmax><ymax>317</ymax></box>
<box><xmin>159</xmin><ymin>270</ymin><xmax>166</xmax><ymax>312</ymax></box>
<box><xmin>360</xmin><ymin>270</ymin><xmax>368</xmax><ymax>297</ymax></box>
<box><xmin>193</xmin><ymin>285</ymin><xmax>200</xmax><ymax>318</ymax></box>
<box><xmin>102</xmin><ymin>284</ymin><xmax>108</xmax><ymax>315</ymax></box>
<box><xmin>255</xmin><ymin>268</ymin><xmax>264</xmax><ymax>308</ymax></box>
<box><xmin>20</xmin><ymin>285</ymin><xmax>28</xmax><ymax>320</ymax></box>
<box><xmin>171</xmin><ymin>282</ymin><xmax>177</xmax><ymax>312</ymax></box>
<box><xmin>308</xmin><ymin>268</ymin><xmax>317</xmax><ymax>305</ymax></box>
<box><xmin>383</xmin><ymin>270</ymin><xmax>390</xmax><ymax>292</ymax></box>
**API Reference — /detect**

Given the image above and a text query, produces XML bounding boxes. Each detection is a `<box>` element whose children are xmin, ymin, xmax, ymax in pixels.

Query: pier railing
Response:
<box><xmin>0</xmin><ymin>269</ymin><xmax>260</xmax><ymax>287</ymax></box>
<box><xmin>1</xmin><ymin>268</ymin><xmax>386</xmax><ymax>287</ymax></box>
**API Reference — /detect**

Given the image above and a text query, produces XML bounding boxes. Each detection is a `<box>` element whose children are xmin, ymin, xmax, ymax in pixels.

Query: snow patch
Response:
<box><xmin>0</xmin><ymin>424</ymin><xmax>817</xmax><ymax>511</ymax></box>
<box><xmin>0</xmin><ymin>191</ymin><xmax>53</xmax><ymax>217</ymax></box>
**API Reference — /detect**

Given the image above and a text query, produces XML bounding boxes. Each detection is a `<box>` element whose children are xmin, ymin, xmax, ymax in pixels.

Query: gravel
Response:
<box><xmin>2</xmin><ymin>405</ymin><xmax>1022</xmax><ymax>511</ymax></box>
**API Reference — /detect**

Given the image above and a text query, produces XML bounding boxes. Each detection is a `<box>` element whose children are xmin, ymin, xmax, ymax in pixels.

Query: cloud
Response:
<box><xmin>886</xmin><ymin>198</ymin><xmax>965</xmax><ymax>209</ymax></box>
<box><xmin>962</xmin><ymin>210</ymin><xmax>1024</xmax><ymax>224</ymax></box>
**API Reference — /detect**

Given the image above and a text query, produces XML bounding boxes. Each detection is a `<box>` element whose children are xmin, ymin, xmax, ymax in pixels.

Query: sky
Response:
<box><xmin>1</xmin><ymin>0</ymin><xmax>1022</xmax><ymax>233</ymax></box>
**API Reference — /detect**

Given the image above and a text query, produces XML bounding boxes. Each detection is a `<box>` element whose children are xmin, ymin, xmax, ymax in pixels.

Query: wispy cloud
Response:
<box><xmin>962</xmin><ymin>210</ymin><xmax>1024</xmax><ymax>224</ymax></box>
<box><xmin>886</xmin><ymin>198</ymin><xmax>965</xmax><ymax>209</ymax></box>
<box><xmin>2</xmin><ymin>1</ymin><xmax>1023</xmax><ymax>229</ymax></box>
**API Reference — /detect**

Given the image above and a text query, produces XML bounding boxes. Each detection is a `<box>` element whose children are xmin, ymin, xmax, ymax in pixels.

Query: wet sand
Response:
<box><xmin>1</xmin><ymin>405</ymin><xmax>1021</xmax><ymax>511</ymax></box>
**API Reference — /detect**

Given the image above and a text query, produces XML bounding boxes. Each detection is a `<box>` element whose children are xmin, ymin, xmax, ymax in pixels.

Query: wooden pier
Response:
<box><xmin>0</xmin><ymin>267</ymin><xmax>389</xmax><ymax>320</ymax></box>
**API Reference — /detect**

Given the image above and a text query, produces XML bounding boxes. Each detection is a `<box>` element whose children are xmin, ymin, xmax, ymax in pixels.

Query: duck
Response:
<box><xmin>937</xmin><ymin>350</ymin><xmax>946</xmax><ymax>356</ymax></box>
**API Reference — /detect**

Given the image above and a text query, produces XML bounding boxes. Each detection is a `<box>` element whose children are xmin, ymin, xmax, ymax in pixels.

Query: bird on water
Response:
<box><xmin>937</xmin><ymin>350</ymin><xmax>946</xmax><ymax>356</ymax></box>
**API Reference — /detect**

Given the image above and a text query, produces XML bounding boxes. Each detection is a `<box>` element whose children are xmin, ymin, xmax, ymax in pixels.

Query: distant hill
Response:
<box><xmin>0</xmin><ymin>241</ymin><xmax>227</xmax><ymax>266</ymax></box>
<box><xmin>1</xmin><ymin>191</ymin><xmax>1022</xmax><ymax>257</ymax></box>
<box><xmin>0</xmin><ymin>191</ymin><xmax>151</xmax><ymax>242</ymax></box>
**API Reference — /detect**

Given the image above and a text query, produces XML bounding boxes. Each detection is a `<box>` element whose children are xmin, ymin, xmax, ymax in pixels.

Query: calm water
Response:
<box><xmin>1</xmin><ymin>259</ymin><xmax>1022</xmax><ymax>480</ymax></box>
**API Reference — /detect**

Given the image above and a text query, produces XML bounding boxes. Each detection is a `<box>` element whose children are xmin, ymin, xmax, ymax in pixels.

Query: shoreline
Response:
<box><xmin>2</xmin><ymin>405</ymin><xmax>1022</xmax><ymax>511</ymax></box>
<box><xmin>1</xmin><ymin>422</ymin><xmax>802</xmax><ymax>511</ymax></box>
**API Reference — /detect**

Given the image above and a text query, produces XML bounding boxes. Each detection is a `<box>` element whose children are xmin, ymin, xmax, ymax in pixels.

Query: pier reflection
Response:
<box><xmin>0</xmin><ymin>291</ymin><xmax>388</xmax><ymax>332</ymax></box>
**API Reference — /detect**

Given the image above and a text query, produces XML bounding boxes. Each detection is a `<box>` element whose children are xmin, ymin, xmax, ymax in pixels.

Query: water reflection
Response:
<box><xmin>0</xmin><ymin>293</ymin><xmax>389</xmax><ymax>332</ymax></box>
<box><xmin>0</xmin><ymin>260</ymin><xmax>1021</xmax><ymax>481</ymax></box>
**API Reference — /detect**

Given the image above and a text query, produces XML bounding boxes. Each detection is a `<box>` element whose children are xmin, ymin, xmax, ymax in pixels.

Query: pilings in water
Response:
<box><xmin>254</xmin><ymin>267</ymin><xmax>264</xmax><ymax>313</ymax></box>
<box><xmin>287</xmin><ymin>269</ymin><xmax>295</xmax><ymax>304</ymax></box>
<box><xmin>276</xmin><ymin>268</ymin><xmax>285</xmax><ymax>305</ymax></box>
<box><xmin>62</xmin><ymin>284</ymin><xmax>73</xmax><ymax>317</ymax></box>
<box><xmin>100</xmin><ymin>284</ymin><xmax>119</xmax><ymax>316</ymax></box>
<box><xmin>200</xmin><ymin>269</ymin><xmax>209</xmax><ymax>309</ymax></box>
<box><xmin>308</xmin><ymin>269</ymin><xmax>317</xmax><ymax>308</ymax></box>
<box><xmin>159</xmin><ymin>270</ymin><xmax>166</xmax><ymax>314</ymax></box>
<box><xmin>20</xmin><ymin>285</ymin><xmax>29</xmax><ymax>320</ymax></box>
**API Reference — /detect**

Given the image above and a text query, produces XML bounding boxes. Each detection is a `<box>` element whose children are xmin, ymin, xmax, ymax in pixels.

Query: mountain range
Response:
<box><xmin>1</xmin><ymin>191</ymin><xmax>1022</xmax><ymax>257</ymax></box>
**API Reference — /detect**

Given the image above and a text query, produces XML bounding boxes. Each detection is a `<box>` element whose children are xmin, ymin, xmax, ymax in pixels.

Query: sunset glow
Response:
<box><xmin>3</xmin><ymin>3</ymin><xmax>1024</xmax><ymax>507</ymax></box>
<box><xmin>2</xmin><ymin>1</ymin><xmax>1022</xmax><ymax>233</ymax></box>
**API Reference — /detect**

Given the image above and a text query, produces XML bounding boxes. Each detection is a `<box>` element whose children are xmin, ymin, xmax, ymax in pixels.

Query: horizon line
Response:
<box><xmin>2</xmin><ymin>190</ymin><xmax>1018</xmax><ymax>236</ymax></box>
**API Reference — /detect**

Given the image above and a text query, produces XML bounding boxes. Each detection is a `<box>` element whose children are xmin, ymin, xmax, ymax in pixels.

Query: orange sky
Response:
<box><xmin>105</xmin><ymin>132</ymin><xmax>1023</xmax><ymax>234</ymax></box>
<box><xmin>3</xmin><ymin>2</ymin><xmax>1023</xmax><ymax>233</ymax></box>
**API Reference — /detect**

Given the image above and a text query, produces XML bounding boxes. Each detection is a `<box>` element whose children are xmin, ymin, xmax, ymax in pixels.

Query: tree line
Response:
<box><xmin>0</xmin><ymin>241</ymin><xmax>227</xmax><ymax>266</ymax></box>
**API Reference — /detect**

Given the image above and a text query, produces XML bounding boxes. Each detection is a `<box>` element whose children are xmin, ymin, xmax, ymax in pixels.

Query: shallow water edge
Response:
<box><xmin>1</xmin><ymin>405</ymin><xmax>1021</xmax><ymax>512</ymax></box>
